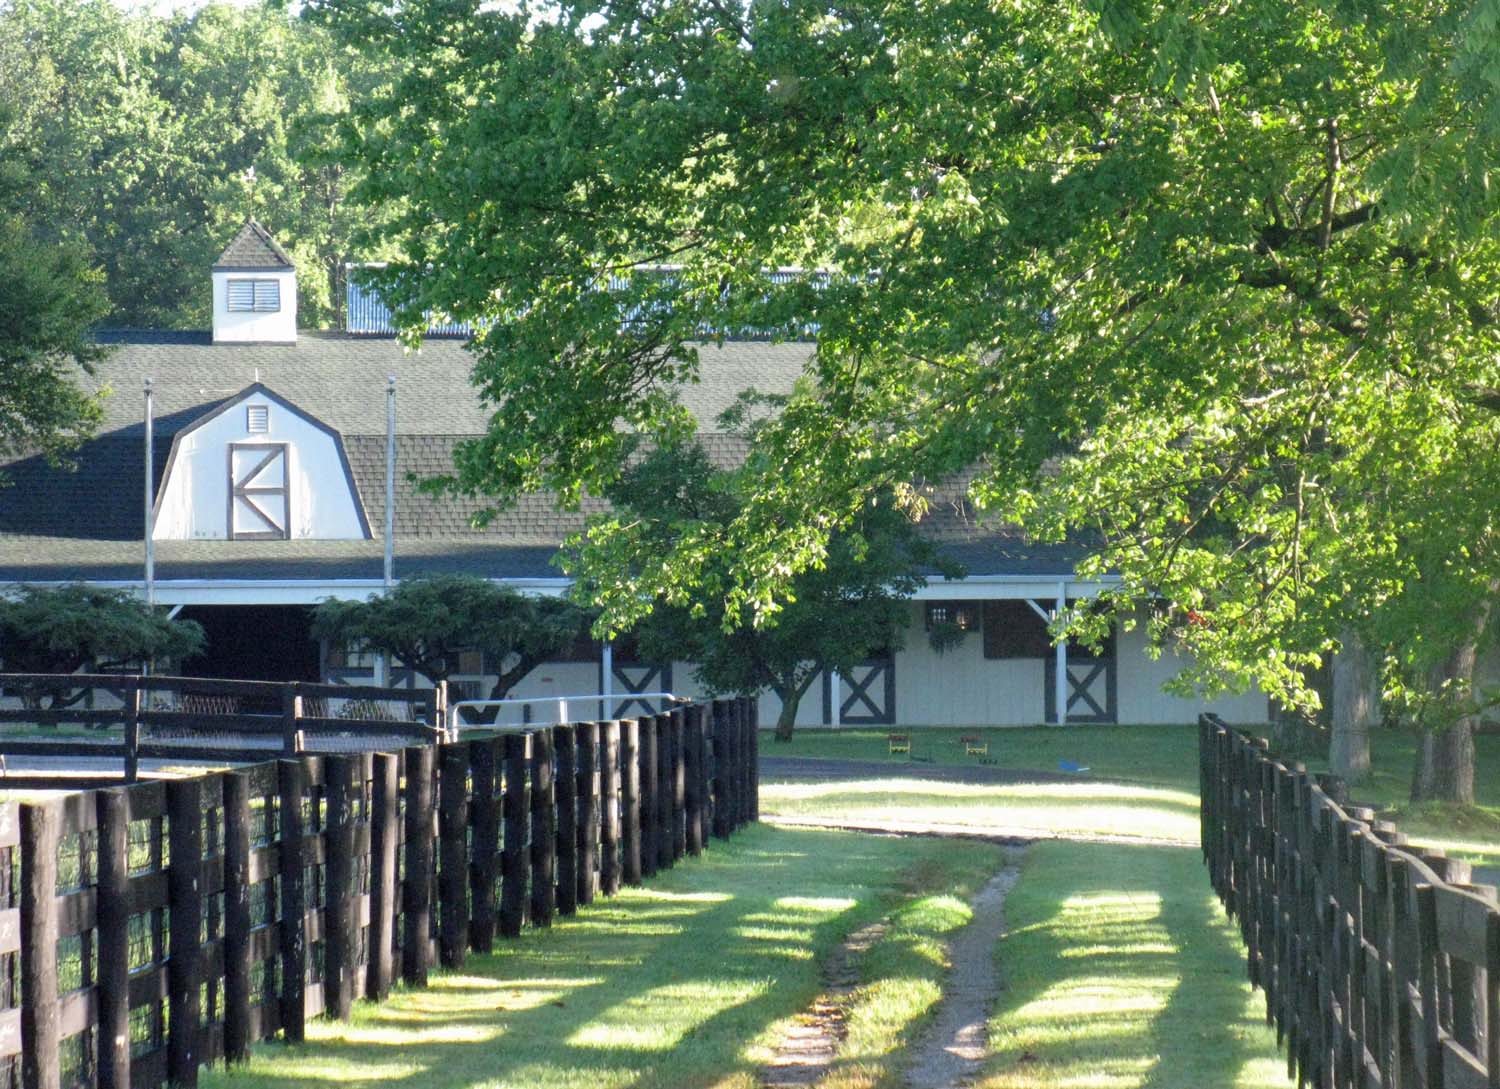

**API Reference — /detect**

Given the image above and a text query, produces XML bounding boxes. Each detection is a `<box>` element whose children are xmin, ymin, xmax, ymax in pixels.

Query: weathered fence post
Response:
<box><xmin>530</xmin><ymin>728</ymin><xmax>556</xmax><ymax>927</ymax></box>
<box><xmin>577</xmin><ymin>722</ymin><xmax>600</xmax><ymax>906</ymax></box>
<box><xmin>277</xmin><ymin>759</ymin><xmax>307</xmax><ymax>1042</ymax></box>
<box><xmin>600</xmin><ymin>721</ymin><xmax>622</xmax><ymax>895</ymax></box>
<box><xmin>402</xmin><ymin>744</ymin><xmax>435</xmax><ymax>986</ymax></box>
<box><xmin>122</xmin><ymin>678</ymin><xmax>141</xmax><ymax>784</ymax></box>
<box><xmin>500</xmin><ymin>733</ymin><xmax>529</xmax><ymax>938</ymax></box>
<box><xmin>621</xmin><ymin>719</ymin><xmax>641</xmax><ymax>886</ymax></box>
<box><xmin>167</xmin><ymin>776</ymin><xmax>203</xmax><ymax>1086</ymax></box>
<box><xmin>368</xmin><ymin>752</ymin><xmax>399</xmax><ymax>1000</ymax></box>
<box><xmin>639</xmin><ymin>716</ymin><xmax>659</xmax><ymax>878</ymax></box>
<box><xmin>684</xmin><ymin>704</ymin><xmax>704</xmax><ymax>857</ymax></box>
<box><xmin>281</xmin><ymin>683</ymin><xmax>303</xmax><ymax>756</ymax></box>
<box><xmin>710</xmin><ymin>700</ymin><xmax>730</xmax><ymax>840</ymax></box>
<box><xmin>20</xmin><ymin>801</ymin><xmax>59</xmax><ymax>1089</ymax></box>
<box><xmin>670</xmin><ymin>709</ymin><xmax>687</xmax><ymax>862</ymax></box>
<box><xmin>221</xmin><ymin>772</ymin><xmax>252</xmax><ymax>1064</ymax></box>
<box><xmin>96</xmin><ymin>789</ymin><xmax>131</xmax><ymax>1089</ymax></box>
<box><xmin>470</xmin><ymin>737</ymin><xmax>501</xmax><ymax>953</ymax></box>
<box><xmin>438</xmin><ymin>742</ymin><xmax>470</xmax><ymax>968</ymax></box>
<box><xmin>556</xmin><ymin>724</ymin><xmax>579</xmax><ymax>916</ymax></box>
<box><xmin>655</xmin><ymin>712</ymin><xmax>673</xmax><ymax>871</ymax></box>
<box><xmin>325</xmin><ymin>754</ymin><xmax>360</xmax><ymax>1017</ymax></box>
<box><xmin>748</xmin><ymin>696</ymin><xmax>760</xmax><ymax>821</ymax></box>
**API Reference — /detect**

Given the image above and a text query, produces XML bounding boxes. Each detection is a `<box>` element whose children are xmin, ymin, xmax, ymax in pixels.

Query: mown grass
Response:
<box><xmin>764</xmin><ymin>725</ymin><xmax>1204</xmax><ymax>788</ymax></box>
<box><xmin>761</xmin><ymin>778</ymin><xmax>1202</xmax><ymax>844</ymax></box>
<box><xmin>757</xmin><ymin>774</ymin><xmax>1287</xmax><ymax>1087</ymax></box>
<box><xmin>975</xmin><ymin>841</ymin><xmax>1285</xmax><ymax>1089</ymax></box>
<box><xmin>204</xmin><ymin>825</ymin><xmax>999</xmax><ymax>1089</ymax></box>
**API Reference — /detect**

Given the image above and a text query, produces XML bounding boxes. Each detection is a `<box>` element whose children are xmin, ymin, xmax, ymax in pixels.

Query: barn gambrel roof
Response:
<box><xmin>0</xmin><ymin>330</ymin><xmax>1084</xmax><ymax>585</ymax></box>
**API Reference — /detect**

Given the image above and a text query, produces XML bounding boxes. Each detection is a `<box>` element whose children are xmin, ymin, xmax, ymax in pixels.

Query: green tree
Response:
<box><xmin>312</xmin><ymin>574</ymin><xmax>590</xmax><ymax>705</ymax></box>
<box><xmin>0</xmin><ymin>0</ymin><xmax>387</xmax><ymax>329</ymax></box>
<box><xmin>317</xmin><ymin>0</ymin><xmax>1500</xmax><ymax>799</ymax></box>
<box><xmin>0</xmin><ymin>585</ymin><xmax>205</xmax><ymax>705</ymax></box>
<box><xmin>0</xmin><ymin>102</ymin><xmax>108</xmax><ymax>458</ymax></box>
<box><xmin>577</xmin><ymin>438</ymin><xmax>942</xmax><ymax>739</ymax></box>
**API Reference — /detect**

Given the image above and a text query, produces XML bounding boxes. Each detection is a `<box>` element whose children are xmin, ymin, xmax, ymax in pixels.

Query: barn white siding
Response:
<box><xmin>154</xmin><ymin>388</ymin><xmax>369</xmax><ymax>541</ymax></box>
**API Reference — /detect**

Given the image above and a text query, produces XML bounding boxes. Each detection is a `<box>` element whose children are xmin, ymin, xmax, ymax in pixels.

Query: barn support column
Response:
<box><xmin>601</xmin><ymin>640</ymin><xmax>614</xmax><ymax>720</ymax></box>
<box><xmin>1054</xmin><ymin>583</ymin><xmax>1067</xmax><ymax>727</ymax></box>
<box><xmin>1027</xmin><ymin>591</ymin><xmax>1070</xmax><ymax>726</ymax></box>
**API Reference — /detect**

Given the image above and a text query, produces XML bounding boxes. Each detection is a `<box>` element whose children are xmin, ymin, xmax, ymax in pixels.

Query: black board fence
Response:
<box><xmin>1199</xmin><ymin>712</ymin><xmax>1500</xmax><ymax>1089</ymax></box>
<box><xmin>6</xmin><ymin>693</ymin><xmax>759</xmax><ymax>1089</ymax></box>
<box><xmin>0</xmin><ymin>673</ymin><xmax>446</xmax><ymax>787</ymax></box>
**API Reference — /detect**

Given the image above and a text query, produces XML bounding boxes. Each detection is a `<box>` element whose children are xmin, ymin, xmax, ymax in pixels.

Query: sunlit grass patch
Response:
<box><xmin>760</xmin><ymin>778</ymin><xmax>1200</xmax><ymax>843</ymax></box>
<box><xmin>764</xmin><ymin>724</ymin><xmax>1208</xmax><ymax>787</ymax></box>
<box><xmin>204</xmin><ymin>825</ymin><xmax>1000</xmax><ymax>1089</ymax></box>
<box><xmin>976</xmin><ymin>842</ymin><xmax>1285</xmax><ymax>1089</ymax></box>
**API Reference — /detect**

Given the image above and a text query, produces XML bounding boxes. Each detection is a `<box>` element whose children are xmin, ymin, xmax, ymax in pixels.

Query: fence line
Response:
<box><xmin>5</xmin><ymin>693</ymin><xmax>760</xmax><ymax>1089</ymax></box>
<box><xmin>0</xmin><ymin>674</ymin><xmax>446</xmax><ymax>785</ymax></box>
<box><xmin>1199</xmin><ymin>712</ymin><xmax>1500</xmax><ymax>1089</ymax></box>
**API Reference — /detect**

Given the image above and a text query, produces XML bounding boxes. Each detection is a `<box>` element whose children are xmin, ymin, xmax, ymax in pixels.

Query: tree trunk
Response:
<box><xmin>1410</xmin><ymin>723</ymin><xmax>1475</xmax><ymax>804</ymax></box>
<box><xmin>1329</xmin><ymin>629</ymin><xmax>1377</xmax><ymax>783</ymax></box>
<box><xmin>773</xmin><ymin>689</ymin><xmax>799</xmax><ymax>742</ymax></box>
<box><xmin>1409</xmin><ymin>598</ymin><xmax>1491</xmax><ymax>804</ymax></box>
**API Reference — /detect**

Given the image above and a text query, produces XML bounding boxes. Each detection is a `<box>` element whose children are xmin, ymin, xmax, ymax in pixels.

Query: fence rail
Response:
<box><xmin>0</xmin><ymin>674</ymin><xmax>446</xmax><ymax>784</ymax></box>
<box><xmin>1199</xmin><ymin>712</ymin><xmax>1500</xmax><ymax>1089</ymax></box>
<box><xmin>5</xmin><ymin>693</ymin><xmax>760</xmax><ymax>1089</ymax></box>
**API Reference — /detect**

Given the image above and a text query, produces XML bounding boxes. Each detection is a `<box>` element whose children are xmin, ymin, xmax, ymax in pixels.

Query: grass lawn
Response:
<box><xmin>766</xmin><ymin>724</ymin><xmax>1500</xmax><ymax>878</ymax></box>
<box><xmin>764</xmin><ymin>725</ymin><xmax>1204</xmax><ymax>788</ymax></box>
<box><xmin>761</xmin><ymin>779</ymin><xmax>1201</xmax><ymax>844</ymax></box>
<box><xmin>976</xmin><ymin>841</ymin><xmax>1284</xmax><ymax>1089</ymax></box>
<box><xmin>203</xmin><ymin>825</ymin><xmax>1000</xmax><ymax>1089</ymax></box>
<box><xmin>756</xmin><ymin>775</ymin><xmax>1286</xmax><ymax>1088</ymax></box>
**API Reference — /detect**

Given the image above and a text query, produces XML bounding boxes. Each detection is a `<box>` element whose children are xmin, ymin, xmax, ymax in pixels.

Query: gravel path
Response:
<box><xmin>907</xmin><ymin>849</ymin><xmax>1024</xmax><ymax>1089</ymax></box>
<box><xmin>761</xmin><ymin>919</ymin><xmax>889</xmax><ymax>1087</ymax></box>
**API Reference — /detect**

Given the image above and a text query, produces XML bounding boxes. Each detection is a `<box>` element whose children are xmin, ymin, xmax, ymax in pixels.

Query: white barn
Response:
<box><xmin>0</xmin><ymin>221</ymin><xmax>1268</xmax><ymax>727</ymax></box>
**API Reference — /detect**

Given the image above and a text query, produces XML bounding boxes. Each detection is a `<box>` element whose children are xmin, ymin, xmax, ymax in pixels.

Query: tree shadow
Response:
<box><xmin>204</xmin><ymin>827</ymin><xmax>925</xmax><ymax>1089</ymax></box>
<box><xmin>982</xmin><ymin>840</ymin><xmax>1284</xmax><ymax>1089</ymax></box>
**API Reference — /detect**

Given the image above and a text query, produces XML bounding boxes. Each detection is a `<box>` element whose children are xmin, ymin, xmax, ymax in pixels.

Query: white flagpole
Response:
<box><xmin>144</xmin><ymin>377</ymin><xmax>155</xmax><ymax>608</ymax></box>
<box><xmin>376</xmin><ymin>375</ymin><xmax>396</xmax><ymax>687</ymax></box>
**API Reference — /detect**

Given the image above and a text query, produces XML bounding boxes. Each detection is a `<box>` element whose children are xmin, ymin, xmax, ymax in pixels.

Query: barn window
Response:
<box><xmin>226</xmin><ymin>279</ymin><xmax>281</xmax><ymax>313</ymax></box>
<box><xmin>925</xmin><ymin>601</ymin><xmax>979</xmax><ymax>632</ymax></box>
<box><xmin>981</xmin><ymin>600</ymin><xmax>1117</xmax><ymax>660</ymax></box>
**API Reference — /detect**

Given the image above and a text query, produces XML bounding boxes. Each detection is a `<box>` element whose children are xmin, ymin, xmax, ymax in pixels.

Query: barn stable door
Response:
<box><xmin>608</xmin><ymin>662</ymin><xmax>673</xmax><ymax>718</ymax></box>
<box><xmin>1044</xmin><ymin>657</ymin><xmax>1118</xmax><ymax>724</ymax></box>
<box><xmin>228</xmin><ymin>442</ymin><xmax>290</xmax><ymax>540</ymax></box>
<box><xmin>823</xmin><ymin>658</ymin><xmax>896</xmax><ymax>725</ymax></box>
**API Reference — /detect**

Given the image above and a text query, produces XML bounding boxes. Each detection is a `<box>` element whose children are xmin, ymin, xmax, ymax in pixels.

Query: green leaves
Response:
<box><xmin>318</xmin><ymin>0</ymin><xmax>1500</xmax><ymax>725</ymax></box>
<box><xmin>0</xmin><ymin>584</ymin><xmax>204</xmax><ymax>674</ymax></box>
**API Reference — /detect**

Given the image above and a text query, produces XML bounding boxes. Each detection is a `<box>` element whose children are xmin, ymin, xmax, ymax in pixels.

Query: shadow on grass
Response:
<box><xmin>980</xmin><ymin>841</ymin><xmax>1285</xmax><ymax>1089</ymax></box>
<box><xmin>205</xmin><ymin>826</ymin><xmax>976</xmax><ymax>1089</ymax></box>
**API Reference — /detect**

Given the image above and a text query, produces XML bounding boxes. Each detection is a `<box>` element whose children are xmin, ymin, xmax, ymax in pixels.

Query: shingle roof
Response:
<box><xmin>212</xmin><ymin>220</ymin><xmax>295</xmax><ymax>270</ymax></box>
<box><xmin>0</xmin><ymin>332</ymin><xmax>1087</xmax><ymax>583</ymax></box>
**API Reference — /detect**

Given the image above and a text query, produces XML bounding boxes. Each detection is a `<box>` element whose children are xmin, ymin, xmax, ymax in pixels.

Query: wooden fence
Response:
<box><xmin>0</xmin><ymin>674</ymin><xmax>446</xmax><ymax>785</ymax></box>
<box><xmin>3</xmin><ymin>695</ymin><xmax>760</xmax><ymax>1089</ymax></box>
<box><xmin>1199</xmin><ymin>712</ymin><xmax>1500</xmax><ymax>1089</ymax></box>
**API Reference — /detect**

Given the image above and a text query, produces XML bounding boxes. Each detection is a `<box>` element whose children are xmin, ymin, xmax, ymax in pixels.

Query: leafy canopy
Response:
<box><xmin>315</xmin><ymin>0</ymin><xmax>1500</xmax><ymax>713</ymax></box>
<box><xmin>312</xmin><ymin>573</ymin><xmax>590</xmax><ymax>697</ymax></box>
<box><xmin>577</xmin><ymin>436</ymin><xmax>945</xmax><ymax>733</ymax></box>
<box><xmin>0</xmin><ymin>584</ymin><xmax>205</xmax><ymax>675</ymax></box>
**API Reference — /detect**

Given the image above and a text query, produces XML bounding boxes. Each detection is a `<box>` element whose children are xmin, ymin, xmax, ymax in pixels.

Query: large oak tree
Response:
<box><xmin>315</xmin><ymin>0</ymin><xmax>1500</xmax><ymax>800</ymax></box>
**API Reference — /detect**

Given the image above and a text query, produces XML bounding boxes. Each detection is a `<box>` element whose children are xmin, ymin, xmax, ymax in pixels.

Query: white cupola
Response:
<box><xmin>211</xmin><ymin>219</ymin><xmax>297</xmax><ymax>344</ymax></box>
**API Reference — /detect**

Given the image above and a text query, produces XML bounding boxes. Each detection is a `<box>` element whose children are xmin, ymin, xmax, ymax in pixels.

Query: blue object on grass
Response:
<box><xmin>1059</xmin><ymin>759</ymin><xmax>1091</xmax><ymax>773</ymax></box>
